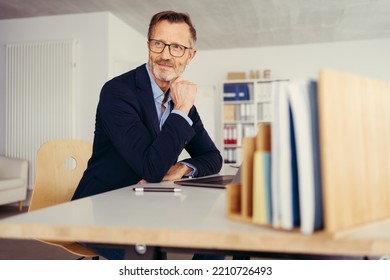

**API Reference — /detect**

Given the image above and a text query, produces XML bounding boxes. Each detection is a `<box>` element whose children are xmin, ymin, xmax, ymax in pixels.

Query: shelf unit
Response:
<box><xmin>221</xmin><ymin>78</ymin><xmax>286</xmax><ymax>165</ymax></box>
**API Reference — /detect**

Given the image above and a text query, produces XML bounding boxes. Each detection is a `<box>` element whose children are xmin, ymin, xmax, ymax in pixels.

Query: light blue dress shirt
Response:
<box><xmin>145</xmin><ymin>64</ymin><xmax>196</xmax><ymax>177</ymax></box>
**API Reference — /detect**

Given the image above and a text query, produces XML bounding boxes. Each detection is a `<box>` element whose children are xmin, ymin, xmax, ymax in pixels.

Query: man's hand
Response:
<box><xmin>170</xmin><ymin>76</ymin><xmax>197</xmax><ymax>115</ymax></box>
<box><xmin>162</xmin><ymin>163</ymin><xmax>192</xmax><ymax>181</ymax></box>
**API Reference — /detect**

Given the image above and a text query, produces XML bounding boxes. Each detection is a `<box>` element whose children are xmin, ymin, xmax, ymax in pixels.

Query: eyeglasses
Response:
<box><xmin>148</xmin><ymin>39</ymin><xmax>192</xmax><ymax>58</ymax></box>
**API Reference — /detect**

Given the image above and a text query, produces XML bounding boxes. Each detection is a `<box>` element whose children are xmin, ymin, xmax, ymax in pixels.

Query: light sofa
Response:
<box><xmin>0</xmin><ymin>156</ymin><xmax>28</xmax><ymax>210</ymax></box>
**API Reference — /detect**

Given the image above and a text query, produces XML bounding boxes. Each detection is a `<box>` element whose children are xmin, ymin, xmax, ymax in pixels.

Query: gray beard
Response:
<box><xmin>152</xmin><ymin>68</ymin><xmax>177</xmax><ymax>82</ymax></box>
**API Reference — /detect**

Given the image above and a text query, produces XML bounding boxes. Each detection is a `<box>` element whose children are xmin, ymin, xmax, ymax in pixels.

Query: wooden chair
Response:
<box><xmin>28</xmin><ymin>139</ymin><xmax>99</xmax><ymax>259</ymax></box>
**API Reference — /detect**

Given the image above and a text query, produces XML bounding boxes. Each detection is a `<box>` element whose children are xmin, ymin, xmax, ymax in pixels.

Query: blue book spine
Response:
<box><xmin>289</xmin><ymin>105</ymin><xmax>300</xmax><ymax>226</ymax></box>
<box><xmin>308</xmin><ymin>81</ymin><xmax>323</xmax><ymax>230</ymax></box>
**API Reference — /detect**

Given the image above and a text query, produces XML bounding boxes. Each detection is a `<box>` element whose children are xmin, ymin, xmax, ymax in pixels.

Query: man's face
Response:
<box><xmin>148</xmin><ymin>20</ymin><xmax>196</xmax><ymax>87</ymax></box>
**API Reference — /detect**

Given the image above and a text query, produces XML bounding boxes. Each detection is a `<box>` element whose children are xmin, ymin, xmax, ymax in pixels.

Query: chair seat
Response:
<box><xmin>0</xmin><ymin>178</ymin><xmax>25</xmax><ymax>191</ymax></box>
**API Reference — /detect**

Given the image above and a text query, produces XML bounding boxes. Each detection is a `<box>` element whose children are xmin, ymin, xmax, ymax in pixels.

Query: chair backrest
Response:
<box><xmin>29</xmin><ymin>140</ymin><xmax>92</xmax><ymax>212</ymax></box>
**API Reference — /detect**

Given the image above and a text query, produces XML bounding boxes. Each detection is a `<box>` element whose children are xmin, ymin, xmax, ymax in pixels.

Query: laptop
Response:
<box><xmin>174</xmin><ymin>166</ymin><xmax>241</xmax><ymax>189</ymax></box>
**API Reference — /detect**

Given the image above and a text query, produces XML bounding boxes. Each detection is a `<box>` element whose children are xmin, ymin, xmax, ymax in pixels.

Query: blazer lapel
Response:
<box><xmin>135</xmin><ymin>64</ymin><xmax>160</xmax><ymax>136</ymax></box>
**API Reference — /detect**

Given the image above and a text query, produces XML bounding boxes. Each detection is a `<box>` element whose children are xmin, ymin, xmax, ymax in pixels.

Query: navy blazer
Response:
<box><xmin>72</xmin><ymin>64</ymin><xmax>222</xmax><ymax>199</ymax></box>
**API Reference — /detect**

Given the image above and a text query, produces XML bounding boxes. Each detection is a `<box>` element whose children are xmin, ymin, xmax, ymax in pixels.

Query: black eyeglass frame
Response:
<box><xmin>148</xmin><ymin>39</ymin><xmax>192</xmax><ymax>58</ymax></box>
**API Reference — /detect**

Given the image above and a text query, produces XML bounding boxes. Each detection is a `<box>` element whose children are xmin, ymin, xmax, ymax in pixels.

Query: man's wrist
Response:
<box><xmin>179</xmin><ymin>162</ymin><xmax>192</xmax><ymax>174</ymax></box>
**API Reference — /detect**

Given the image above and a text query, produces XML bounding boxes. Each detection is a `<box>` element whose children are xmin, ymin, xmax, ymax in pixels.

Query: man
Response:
<box><xmin>72</xmin><ymin>11</ymin><xmax>222</xmax><ymax>199</ymax></box>
<box><xmin>72</xmin><ymin>11</ymin><xmax>223</xmax><ymax>259</ymax></box>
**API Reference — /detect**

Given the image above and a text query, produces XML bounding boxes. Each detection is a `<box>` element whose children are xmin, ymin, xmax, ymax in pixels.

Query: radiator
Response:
<box><xmin>5</xmin><ymin>39</ymin><xmax>77</xmax><ymax>189</ymax></box>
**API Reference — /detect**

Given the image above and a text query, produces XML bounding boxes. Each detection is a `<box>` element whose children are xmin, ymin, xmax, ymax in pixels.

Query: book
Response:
<box><xmin>288</xmin><ymin>80</ymin><xmax>323</xmax><ymax>234</ymax></box>
<box><xmin>270</xmin><ymin>80</ymin><xmax>289</xmax><ymax>228</ymax></box>
<box><xmin>223</xmin><ymin>104</ymin><xmax>235</xmax><ymax>121</ymax></box>
<box><xmin>270</xmin><ymin>81</ymin><xmax>279</xmax><ymax>228</ymax></box>
<box><xmin>271</xmin><ymin>80</ymin><xmax>301</xmax><ymax>230</ymax></box>
<box><xmin>252</xmin><ymin>124</ymin><xmax>271</xmax><ymax>226</ymax></box>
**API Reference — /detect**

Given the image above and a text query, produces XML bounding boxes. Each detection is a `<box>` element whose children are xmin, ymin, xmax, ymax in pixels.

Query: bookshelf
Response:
<box><xmin>221</xmin><ymin>78</ymin><xmax>286</xmax><ymax>165</ymax></box>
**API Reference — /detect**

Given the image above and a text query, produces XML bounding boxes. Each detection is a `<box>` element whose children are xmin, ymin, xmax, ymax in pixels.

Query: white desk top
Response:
<box><xmin>1</xmin><ymin>166</ymin><xmax>390</xmax><ymax>257</ymax></box>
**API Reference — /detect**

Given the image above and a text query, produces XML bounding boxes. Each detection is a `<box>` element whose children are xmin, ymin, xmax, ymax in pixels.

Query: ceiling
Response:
<box><xmin>0</xmin><ymin>0</ymin><xmax>389</xmax><ymax>50</ymax></box>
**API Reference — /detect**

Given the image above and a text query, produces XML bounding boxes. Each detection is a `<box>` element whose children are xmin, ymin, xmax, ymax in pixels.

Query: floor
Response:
<box><xmin>0</xmin><ymin>205</ymin><xmax>80</xmax><ymax>260</ymax></box>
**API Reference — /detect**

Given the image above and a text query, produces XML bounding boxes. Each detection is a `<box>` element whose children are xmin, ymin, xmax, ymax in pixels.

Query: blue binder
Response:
<box><xmin>223</xmin><ymin>83</ymin><xmax>250</xmax><ymax>101</ymax></box>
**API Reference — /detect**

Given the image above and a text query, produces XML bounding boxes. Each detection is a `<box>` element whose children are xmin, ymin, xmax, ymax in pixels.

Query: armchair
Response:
<box><xmin>0</xmin><ymin>156</ymin><xmax>28</xmax><ymax>211</ymax></box>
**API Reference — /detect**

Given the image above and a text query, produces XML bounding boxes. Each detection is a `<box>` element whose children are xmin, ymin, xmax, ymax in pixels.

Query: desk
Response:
<box><xmin>0</xmin><ymin>178</ymin><xmax>389</xmax><ymax>259</ymax></box>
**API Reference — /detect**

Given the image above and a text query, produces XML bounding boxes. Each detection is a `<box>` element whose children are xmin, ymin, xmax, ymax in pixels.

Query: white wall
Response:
<box><xmin>185</xmin><ymin>38</ymin><xmax>390</xmax><ymax>149</ymax></box>
<box><xmin>108</xmin><ymin>14</ymin><xmax>148</xmax><ymax>78</ymax></box>
<box><xmin>188</xmin><ymin>38</ymin><xmax>390</xmax><ymax>84</ymax></box>
<box><xmin>0</xmin><ymin>12</ymin><xmax>148</xmax><ymax>155</ymax></box>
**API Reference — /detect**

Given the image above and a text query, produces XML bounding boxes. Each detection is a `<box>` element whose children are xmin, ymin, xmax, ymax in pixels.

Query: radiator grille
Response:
<box><xmin>5</xmin><ymin>39</ymin><xmax>77</xmax><ymax>188</ymax></box>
